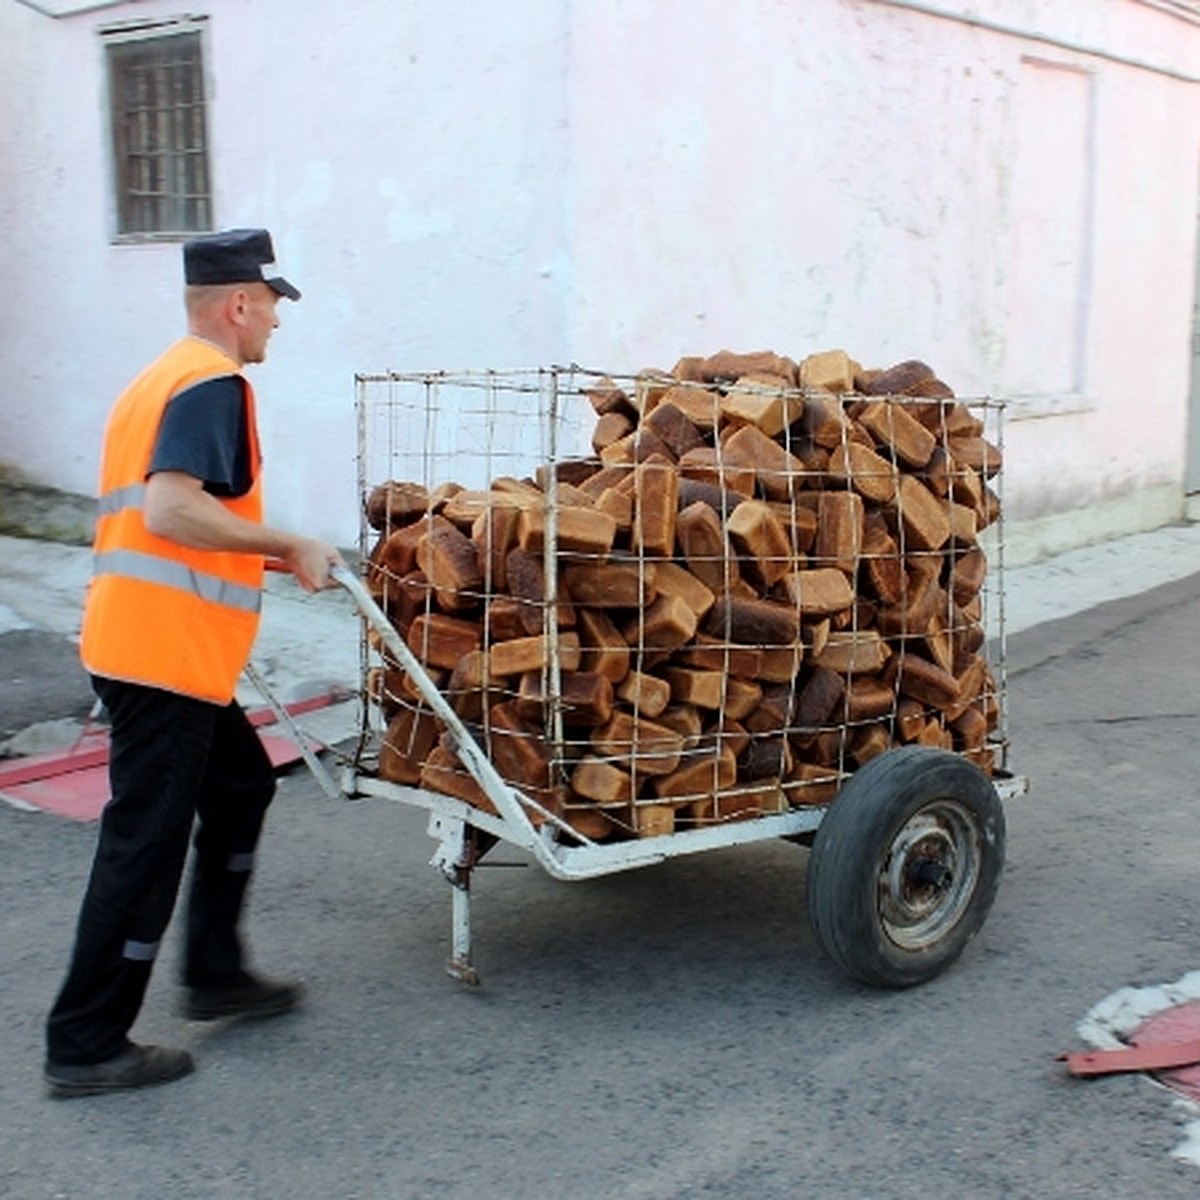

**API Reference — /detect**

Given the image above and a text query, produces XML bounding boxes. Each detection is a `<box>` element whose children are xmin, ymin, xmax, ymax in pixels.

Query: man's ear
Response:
<box><xmin>227</xmin><ymin>287</ymin><xmax>250</xmax><ymax>325</ymax></box>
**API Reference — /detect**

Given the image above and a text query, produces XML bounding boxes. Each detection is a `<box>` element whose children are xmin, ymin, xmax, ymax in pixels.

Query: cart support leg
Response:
<box><xmin>448</xmin><ymin>869</ymin><xmax>479</xmax><ymax>986</ymax></box>
<box><xmin>428</xmin><ymin>814</ymin><xmax>481</xmax><ymax>986</ymax></box>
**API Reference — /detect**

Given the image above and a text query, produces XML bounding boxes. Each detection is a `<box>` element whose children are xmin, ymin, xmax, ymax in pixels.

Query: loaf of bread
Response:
<box><xmin>365</xmin><ymin>347</ymin><xmax>1003</xmax><ymax>839</ymax></box>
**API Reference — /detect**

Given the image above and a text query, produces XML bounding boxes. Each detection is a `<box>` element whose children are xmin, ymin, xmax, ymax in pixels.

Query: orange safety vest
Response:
<box><xmin>80</xmin><ymin>336</ymin><xmax>265</xmax><ymax>704</ymax></box>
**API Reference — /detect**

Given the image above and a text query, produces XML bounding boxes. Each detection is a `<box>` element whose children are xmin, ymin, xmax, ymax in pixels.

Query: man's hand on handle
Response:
<box><xmin>279</xmin><ymin>537</ymin><xmax>344</xmax><ymax>592</ymax></box>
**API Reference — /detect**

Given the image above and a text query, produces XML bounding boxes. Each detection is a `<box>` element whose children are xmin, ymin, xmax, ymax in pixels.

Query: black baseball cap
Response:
<box><xmin>183</xmin><ymin>228</ymin><xmax>301</xmax><ymax>301</ymax></box>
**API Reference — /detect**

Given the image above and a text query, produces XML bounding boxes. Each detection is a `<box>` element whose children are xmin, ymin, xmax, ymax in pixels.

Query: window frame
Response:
<box><xmin>101</xmin><ymin>14</ymin><xmax>214</xmax><ymax>244</ymax></box>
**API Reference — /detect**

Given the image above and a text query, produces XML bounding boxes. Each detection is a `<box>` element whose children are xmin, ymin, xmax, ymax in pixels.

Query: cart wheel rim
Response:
<box><xmin>877</xmin><ymin>798</ymin><xmax>982</xmax><ymax>951</ymax></box>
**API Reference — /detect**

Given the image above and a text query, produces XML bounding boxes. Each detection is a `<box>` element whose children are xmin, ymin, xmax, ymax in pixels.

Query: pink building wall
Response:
<box><xmin>1</xmin><ymin>0</ymin><xmax>1197</xmax><ymax>559</ymax></box>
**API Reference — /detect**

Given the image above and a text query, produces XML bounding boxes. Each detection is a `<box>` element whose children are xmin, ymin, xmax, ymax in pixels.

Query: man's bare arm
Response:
<box><xmin>143</xmin><ymin>471</ymin><xmax>342</xmax><ymax>592</ymax></box>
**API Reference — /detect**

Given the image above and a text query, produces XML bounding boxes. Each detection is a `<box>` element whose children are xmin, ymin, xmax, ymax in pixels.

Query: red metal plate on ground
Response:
<box><xmin>1130</xmin><ymin>1001</ymin><xmax>1200</xmax><ymax>1102</ymax></box>
<box><xmin>0</xmin><ymin>696</ymin><xmax>337</xmax><ymax>822</ymax></box>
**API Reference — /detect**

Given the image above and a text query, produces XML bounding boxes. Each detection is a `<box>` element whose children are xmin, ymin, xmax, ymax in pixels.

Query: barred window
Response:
<box><xmin>105</xmin><ymin>25</ymin><xmax>212</xmax><ymax>238</ymax></box>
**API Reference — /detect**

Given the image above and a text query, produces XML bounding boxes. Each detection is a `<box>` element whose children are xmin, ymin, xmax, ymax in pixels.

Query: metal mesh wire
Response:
<box><xmin>353</xmin><ymin>364</ymin><xmax>1008</xmax><ymax>842</ymax></box>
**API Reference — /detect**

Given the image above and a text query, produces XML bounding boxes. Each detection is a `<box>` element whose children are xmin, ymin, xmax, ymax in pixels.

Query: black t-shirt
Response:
<box><xmin>147</xmin><ymin>375</ymin><xmax>253</xmax><ymax>498</ymax></box>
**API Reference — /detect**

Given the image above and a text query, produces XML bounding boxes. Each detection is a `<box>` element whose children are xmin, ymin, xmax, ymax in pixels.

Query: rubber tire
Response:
<box><xmin>806</xmin><ymin>746</ymin><xmax>1005</xmax><ymax>988</ymax></box>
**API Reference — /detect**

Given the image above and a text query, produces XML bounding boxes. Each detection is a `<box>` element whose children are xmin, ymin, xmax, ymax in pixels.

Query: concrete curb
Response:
<box><xmin>1004</xmin><ymin>569</ymin><xmax>1200</xmax><ymax>679</ymax></box>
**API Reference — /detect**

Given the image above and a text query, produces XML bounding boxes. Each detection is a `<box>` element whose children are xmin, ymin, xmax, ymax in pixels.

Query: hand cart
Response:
<box><xmin>338</xmin><ymin>365</ymin><xmax>1026</xmax><ymax>988</ymax></box>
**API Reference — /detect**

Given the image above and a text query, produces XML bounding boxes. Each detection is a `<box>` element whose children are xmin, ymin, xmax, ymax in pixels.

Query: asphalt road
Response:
<box><xmin>1</xmin><ymin>573</ymin><xmax>1199</xmax><ymax>1198</ymax></box>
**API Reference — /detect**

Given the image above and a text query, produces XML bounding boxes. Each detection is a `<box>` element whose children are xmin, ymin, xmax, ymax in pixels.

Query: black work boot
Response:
<box><xmin>182</xmin><ymin>972</ymin><xmax>304</xmax><ymax>1021</ymax></box>
<box><xmin>45</xmin><ymin>1043</ymin><xmax>194</xmax><ymax>1099</ymax></box>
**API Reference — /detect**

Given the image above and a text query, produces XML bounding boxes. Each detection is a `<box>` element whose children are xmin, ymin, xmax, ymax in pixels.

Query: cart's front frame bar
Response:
<box><xmin>344</xmin><ymin>767</ymin><xmax>1026</xmax><ymax>982</ymax></box>
<box><xmin>347</xmin><ymin>770</ymin><xmax>1028</xmax><ymax>884</ymax></box>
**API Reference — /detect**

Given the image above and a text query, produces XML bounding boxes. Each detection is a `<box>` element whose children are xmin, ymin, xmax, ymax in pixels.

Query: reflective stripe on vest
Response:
<box><xmin>92</xmin><ymin>548</ymin><xmax>262</xmax><ymax>614</ymax></box>
<box><xmin>96</xmin><ymin>482</ymin><xmax>146</xmax><ymax>517</ymax></box>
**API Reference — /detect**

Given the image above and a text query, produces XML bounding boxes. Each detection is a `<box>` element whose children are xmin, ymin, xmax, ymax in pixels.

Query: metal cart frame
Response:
<box><xmin>338</xmin><ymin>367</ymin><xmax>1027</xmax><ymax>987</ymax></box>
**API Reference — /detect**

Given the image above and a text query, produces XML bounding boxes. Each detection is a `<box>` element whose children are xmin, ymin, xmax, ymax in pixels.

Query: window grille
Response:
<box><xmin>106</xmin><ymin>28</ymin><xmax>212</xmax><ymax>238</ymax></box>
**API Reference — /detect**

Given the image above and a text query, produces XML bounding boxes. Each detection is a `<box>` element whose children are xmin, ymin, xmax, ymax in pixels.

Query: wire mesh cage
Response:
<box><xmin>352</xmin><ymin>358</ymin><xmax>1009</xmax><ymax>845</ymax></box>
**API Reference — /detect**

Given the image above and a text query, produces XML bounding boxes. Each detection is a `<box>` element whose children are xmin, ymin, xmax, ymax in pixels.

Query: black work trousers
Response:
<box><xmin>45</xmin><ymin>676</ymin><xmax>276</xmax><ymax>1065</ymax></box>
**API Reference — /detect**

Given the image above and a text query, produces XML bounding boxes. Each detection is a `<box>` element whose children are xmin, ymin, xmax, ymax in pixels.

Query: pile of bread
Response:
<box><xmin>363</xmin><ymin>348</ymin><xmax>1002</xmax><ymax>840</ymax></box>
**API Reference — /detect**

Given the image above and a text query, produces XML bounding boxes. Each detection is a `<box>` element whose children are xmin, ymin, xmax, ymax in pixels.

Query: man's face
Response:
<box><xmin>236</xmin><ymin>284</ymin><xmax>282</xmax><ymax>364</ymax></box>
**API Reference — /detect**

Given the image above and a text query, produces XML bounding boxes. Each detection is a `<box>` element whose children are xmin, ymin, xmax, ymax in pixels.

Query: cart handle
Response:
<box><xmin>329</xmin><ymin>563</ymin><xmax>592</xmax><ymax>847</ymax></box>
